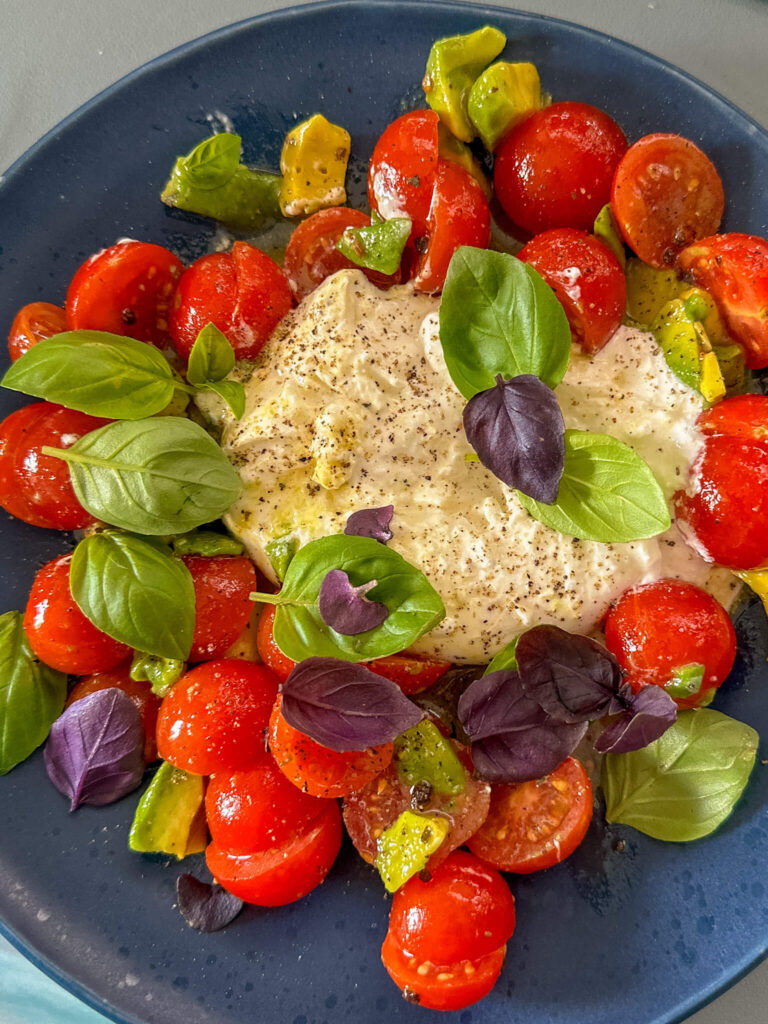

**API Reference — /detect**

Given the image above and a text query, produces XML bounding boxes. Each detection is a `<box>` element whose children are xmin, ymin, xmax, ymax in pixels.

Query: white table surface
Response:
<box><xmin>1</xmin><ymin>1</ymin><xmax>767</xmax><ymax>1022</ymax></box>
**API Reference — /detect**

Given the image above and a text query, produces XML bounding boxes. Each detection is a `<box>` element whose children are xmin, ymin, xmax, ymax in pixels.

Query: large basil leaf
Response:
<box><xmin>43</xmin><ymin>417</ymin><xmax>241</xmax><ymax>535</ymax></box>
<box><xmin>516</xmin><ymin>430</ymin><xmax>670</xmax><ymax>543</ymax></box>
<box><xmin>601</xmin><ymin>709</ymin><xmax>759</xmax><ymax>842</ymax></box>
<box><xmin>254</xmin><ymin>535</ymin><xmax>445</xmax><ymax>662</ymax></box>
<box><xmin>70</xmin><ymin>531</ymin><xmax>196</xmax><ymax>660</ymax></box>
<box><xmin>439</xmin><ymin>247</ymin><xmax>572</xmax><ymax>398</ymax></box>
<box><xmin>0</xmin><ymin>610</ymin><xmax>67</xmax><ymax>775</ymax></box>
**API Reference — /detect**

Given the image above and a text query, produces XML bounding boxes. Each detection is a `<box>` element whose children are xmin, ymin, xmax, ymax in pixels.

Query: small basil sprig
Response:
<box><xmin>0</xmin><ymin>611</ymin><xmax>67</xmax><ymax>775</ymax></box>
<box><xmin>251</xmin><ymin>534</ymin><xmax>445</xmax><ymax>662</ymax></box>
<box><xmin>337</xmin><ymin>217</ymin><xmax>411</xmax><ymax>275</ymax></box>
<box><xmin>43</xmin><ymin>417</ymin><xmax>241</xmax><ymax>535</ymax></box>
<box><xmin>187</xmin><ymin>324</ymin><xmax>245</xmax><ymax>419</ymax></box>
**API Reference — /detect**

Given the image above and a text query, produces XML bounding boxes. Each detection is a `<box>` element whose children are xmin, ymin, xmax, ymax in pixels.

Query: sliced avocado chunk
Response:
<box><xmin>467</xmin><ymin>60</ymin><xmax>542</xmax><ymax>151</ymax></box>
<box><xmin>653</xmin><ymin>299</ymin><xmax>726</xmax><ymax>402</ymax></box>
<box><xmin>375</xmin><ymin>810</ymin><xmax>450</xmax><ymax>892</ymax></box>
<box><xmin>394</xmin><ymin>720</ymin><xmax>465</xmax><ymax>796</ymax></box>
<box><xmin>626</xmin><ymin>258</ymin><xmax>683</xmax><ymax>326</ymax></box>
<box><xmin>437</xmin><ymin>123</ymin><xmax>491</xmax><ymax>197</ymax></box>
<box><xmin>593</xmin><ymin>203</ymin><xmax>626</xmax><ymax>269</ymax></box>
<box><xmin>130</xmin><ymin>652</ymin><xmax>185</xmax><ymax>698</ymax></box>
<box><xmin>128</xmin><ymin>762</ymin><xmax>206</xmax><ymax>858</ymax></box>
<box><xmin>337</xmin><ymin>217</ymin><xmax>411</xmax><ymax>275</ymax></box>
<box><xmin>665</xmin><ymin>663</ymin><xmax>705</xmax><ymax>700</ymax></box>
<box><xmin>713</xmin><ymin>343</ymin><xmax>747</xmax><ymax>393</ymax></box>
<box><xmin>172</xmin><ymin>530</ymin><xmax>244</xmax><ymax>557</ymax></box>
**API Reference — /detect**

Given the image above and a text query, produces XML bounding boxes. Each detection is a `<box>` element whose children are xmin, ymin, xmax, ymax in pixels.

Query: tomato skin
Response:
<box><xmin>66</xmin><ymin>666</ymin><xmax>161</xmax><ymax>763</ymax></box>
<box><xmin>8</xmin><ymin>302</ymin><xmax>67</xmax><ymax>362</ymax></box>
<box><xmin>268</xmin><ymin>696</ymin><xmax>393</xmax><ymax>798</ymax></box>
<box><xmin>24</xmin><ymin>554</ymin><xmax>131</xmax><ymax>675</ymax></box>
<box><xmin>182</xmin><ymin>555</ymin><xmax>257</xmax><ymax>663</ymax></box>
<box><xmin>156</xmin><ymin>659</ymin><xmax>279</xmax><ymax>774</ymax></box>
<box><xmin>518</xmin><ymin>228</ymin><xmax>626</xmax><ymax>353</ymax></box>
<box><xmin>66</xmin><ymin>241</ymin><xmax>183</xmax><ymax>345</ymax></box>
<box><xmin>698</xmin><ymin>394</ymin><xmax>768</xmax><ymax>443</ymax></box>
<box><xmin>206</xmin><ymin>800</ymin><xmax>342</xmax><ymax>906</ymax></box>
<box><xmin>365</xmin><ymin>653</ymin><xmax>451</xmax><ymax>696</ymax></box>
<box><xmin>255</xmin><ymin>604</ymin><xmax>296</xmax><ymax>682</ymax></box>
<box><xmin>368</xmin><ymin>110</ymin><xmax>440</xmax><ymax>239</ymax></box>
<box><xmin>169</xmin><ymin>242</ymin><xmax>293</xmax><ymax>361</ymax></box>
<box><xmin>467</xmin><ymin>757</ymin><xmax>593</xmax><ymax>873</ymax></box>
<box><xmin>494</xmin><ymin>101</ymin><xmax>627</xmax><ymax>235</ymax></box>
<box><xmin>674</xmin><ymin>436</ymin><xmax>768</xmax><ymax>570</ymax></box>
<box><xmin>678</xmin><ymin>233</ymin><xmax>768</xmax><ymax>368</ymax></box>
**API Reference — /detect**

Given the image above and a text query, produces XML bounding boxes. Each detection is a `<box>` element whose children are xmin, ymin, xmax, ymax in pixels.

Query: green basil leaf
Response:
<box><xmin>204</xmin><ymin>380</ymin><xmax>246</xmax><ymax>420</ymax></box>
<box><xmin>43</xmin><ymin>417</ymin><xmax>241</xmax><ymax>535</ymax></box>
<box><xmin>439</xmin><ymin>247</ymin><xmax>572</xmax><ymax>398</ymax></box>
<box><xmin>181</xmin><ymin>134</ymin><xmax>242</xmax><ymax>191</ymax></box>
<box><xmin>516</xmin><ymin>430</ymin><xmax>671</xmax><ymax>543</ymax></box>
<box><xmin>187</xmin><ymin>324</ymin><xmax>236</xmax><ymax>385</ymax></box>
<box><xmin>172</xmin><ymin>530</ymin><xmax>244</xmax><ymax>557</ymax></box>
<box><xmin>336</xmin><ymin>217</ymin><xmax>411</xmax><ymax>275</ymax></box>
<box><xmin>601</xmin><ymin>709</ymin><xmax>759</xmax><ymax>842</ymax></box>
<box><xmin>0</xmin><ymin>610</ymin><xmax>67</xmax><ymax>775</ymax></box>
<box><xmin>70</xmin><ymin>531</ymin><xmax>196</xmax><ymax>660</ymax></box>
<box><xmin>253</xmin><ymin>534</ymin><xmax>445</xmax><ymax>662</ymax></box>
<box><xmin>1</xmin><ymin>331</ymin><xmax>182</xmax><ymax>419</ymax></box>
<box><xmin>484</xmin><ymin>636</ymin><xmax>519</xmax><ymax>675</ymax></box>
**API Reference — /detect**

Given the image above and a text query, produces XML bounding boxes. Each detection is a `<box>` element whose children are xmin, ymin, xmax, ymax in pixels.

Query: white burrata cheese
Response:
<box><xmin>215</xmin><ymin>269</ymin><xmax>735</xmax><ymax>662</ymax></box>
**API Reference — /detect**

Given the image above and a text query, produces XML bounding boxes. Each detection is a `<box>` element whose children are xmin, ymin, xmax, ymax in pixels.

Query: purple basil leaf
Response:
<box><xmin>516</xmin><ymin>625</ymin><xmax>627</xmax><ymax>723</ymax></box>
<box><xmin>176</xmin><ymin>874</ymin><xmax>243</xmax><ymax>932</ymax></box>
<box><xmin>463</xmin><ymin>374</ymin><xmax>565</xmax><ymax>502</ymax></box>
<box><xmin>457</xmin><ymin>670</ymin><xmax>587</xmax><ymax>783</ymax></box>
<box><xmin>318</xmin><ymin>569</ymin><xmax>389</xmax><ymax>635</ymax></box>
<box><xmin>344</xmin><ymin>505</ymin><xmax>394</xmax><ymax>544</ymax></box>
<box><xmin>281</xmin><ymin>657</ymin><xmax>424</xmax><ymax>752</ymax></box>
<box><xmin>595</xmin><ymin>685</ymin><xmax>678</xmax><ymax>754</ymax></box>
<box><xmin>43</xmin><ymin>689</ymin><xmax>144</xmax><ymax>811</ymax></box>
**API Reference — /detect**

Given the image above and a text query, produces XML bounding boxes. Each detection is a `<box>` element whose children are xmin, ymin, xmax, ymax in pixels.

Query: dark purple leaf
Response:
<box><xmin>176</xmin><ymin>874</ymin><xmax>243</xmax><ymax>932</ymax></box>
<box><xmin>43</xmin><ymin>689</ymin><xmax>144</xmax><ymax>811</ymax></box>
<box><xmin>463</xmin><ymin>374</ymin><xmax>565</xmax><ymax>502</ymax></box>
<box><xmin>281</xmin><ymin>657</ymin><xmax>424</xmax><ymax>752</ymax></box>
<box><xmin>516</xmin><ymin>625</ymin><xmax>627</xmax><ymax>723</ymax></box>
<box><xmin>318</xmin><ymin>569</ymin><xmax>389</xmax><ymax>635</ymax></box>
<box><xmin>595</xmin><ymin>685</ymin><xmax>678</xmax><ymax>754</ymax></box>
<box><xmin>344</xmin><ymin>505</ymin><xmax>394</xmax><ymax>544</ymax></box>
<box><xmin>457</xmin><ymin>670</ymin><xmax>587</xmax><ymax>783</ymax></box>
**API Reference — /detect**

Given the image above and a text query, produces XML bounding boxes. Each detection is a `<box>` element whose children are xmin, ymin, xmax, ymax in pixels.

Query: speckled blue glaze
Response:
<box><xmin>0</xmin><ymin>3</ymin><xmax>766</xmax><ymax>1024</ymax></box>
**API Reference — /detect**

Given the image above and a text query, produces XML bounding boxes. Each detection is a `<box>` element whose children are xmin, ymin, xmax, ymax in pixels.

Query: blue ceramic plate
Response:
<box><xmin>0</xmin><ymin>3</ymin><xmax>767</xmax><ymax>1023</ymax></box>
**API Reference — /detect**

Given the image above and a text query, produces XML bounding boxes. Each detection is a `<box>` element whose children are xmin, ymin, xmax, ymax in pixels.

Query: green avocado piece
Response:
<box><xmin>375</xmin><ymin>810</ymin><xmax>451</xmax><ymax>892</ymax></box>
<box><xmin>467</xmin><ymin>60</ymin><xmax>542</xmax><ymax>151</ymax></box>
<box><xmin>394</xmin><ymin>720</ymin><xmax>465</xmax><ymax>796</ymax></box>
<box><xmin>593</xmin><ymin>203</ymin><xmax>627</xmax><ymax>269</ymax></box>
<box><xmin>714</xmin><ymin>343</ymin><xmax>747</xmax><ymax>393</ymax></box>
<box><xmin>653</xmin><ymin>301</ymin><xmax>703</xmax><ymax>392</ymax></box>
<box><xmin>128</xmin><ymin>762</ymin><xmax>206</xmax><ymax>858</ymax></box>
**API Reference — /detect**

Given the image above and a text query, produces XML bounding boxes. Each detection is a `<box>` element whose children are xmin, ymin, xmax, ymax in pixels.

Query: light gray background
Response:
<box><xmin>0</xmin><ymin>1</ymin><xmax>766</xmax><ymax>1022</ymax></box>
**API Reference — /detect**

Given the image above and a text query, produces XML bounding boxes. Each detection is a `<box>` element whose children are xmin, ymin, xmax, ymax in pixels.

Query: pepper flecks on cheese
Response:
<box><xmin>214</xmin><ymin>269</ymin><xmax>735</xmax><ymax>662</ymax></box>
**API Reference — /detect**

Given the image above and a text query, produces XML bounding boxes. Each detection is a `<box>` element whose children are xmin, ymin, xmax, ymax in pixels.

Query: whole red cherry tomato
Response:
<box><xmin>66</xmin><ymin>241</ymin><xmax>183</xmax><ymax>345</ymax></box>
<box><xmin>169</xmin><ymin>242</ymin><xmax>292</xmax><ymax>361</ymax></box>
<box><xmin>698</xmin><ymin>393</ymin><xmax>768</xmax><ymax>443</ymax></box>
<box><xmin>518</xmin><ymin>228</ymin><xmax>626</xmax><ymax>352</ymax></box>
<box><xmin>255</xmin><ymin>604</ymin><xmax>296</xmax><ymax>682</ymax></box>
<box><xmin>156</xmin><ymin>659</ymin><xmax>279</xmax><ymax>774</ymax></box>
<box><xmin>368</xmin><ymin>109</ymin><xmax>440</xmax><ymax>240</ymax></box>
<box><xmin>8</xmin><ymin>302</ymin><xmax>67</xmax><ymax>362</ymax></box>
<box><xmin>66</xmin><ymin>665</ymin><xmax>161</xmax><ymax>763</ymax></box>
<box><xmin>494</xmin><ymin>101</ymin><xmax>627</xmax><ymax>235</ymax></box>
<box><xmin>678</xmin><ymin>233</ymin><xmax>768</xmax><ymax>368</ymax></box>
<box><xmin>366</xmin><ymin>653</ymin><xmax>450</xmax><ymax>695</ymax></box>
<box><xmin>24</xmin><ymin>554</ymin><xmax>131</xmax><ymax>674</ymax></box>
<box><xmin>611</xmin><ymin>134</ymin><xmax>724</xmax><ymax>269</ymax></box>
<box><xmin>182</xmin><ymin>555</ymin><xmax>257</xmax><ymax>662</ymax></box>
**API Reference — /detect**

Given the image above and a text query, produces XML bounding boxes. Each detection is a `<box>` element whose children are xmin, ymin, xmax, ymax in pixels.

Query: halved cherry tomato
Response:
<box><xmin>494</xmin><ymin>101</ymin><xmax>627</xmax><ymax>235</ymax></box>
<box><xmin>206</xmin><ymin>800</ymin><xmax>341</xmax><ymax>906</ymax></box>
<box><xmin>0</xmin><ymin>402</ymin><xmax>108</xmax><ymax>530</ymax></box>
<box><xmin>611</xmin><ymin>134</ymin><xmax>724</xmax><ymax>269</ymax></box>
<box><xmin>678</xmin><ymin>233</ymin><xmax>768</xmax><ymax>368</ymax></box>
<box><xmin>255</xmin><ymin>604</ymin><xmax>296</xmax><ymax>682</ymax></box>
<box><xmin>8</xmin><ymin>302</ymin><xmax>67</xmax><ymax>362</ymax></box>
<box><xmin>368</xmin><ymin>109</ymin><xmax>440</xmax><ymax>239</ymax></box>
<box><xmin>268</xmin><ymin>695</ymin><xmax>393</xmax><ymax>798</ymax></box>
<box><xmin>24</xmin><ymin>554</ymin><xmax>131</xmax><ymax>674</ymax></box>
<box><xmin>604</xmin><ymin>579</ymin><xmax>736</xmax><ymax>709</ymax></box>
<box><xmin>66</xmin><ymin>241</ymin><xmax>183</xmax><ymax>345</ymax></box>
<box><xmin>518</xmin><ymin>228</ymin><xmax>626</xmax><ymax>352</ymax></box>
<box><xmin>156</xmin><ymin>659</ymin><xmax>279</xmax><ymax>774</ymax></box>
<box><xmin>182</xmin><ymin>555</ymin><xmax>257</xmax><ymax>662</ymax></box>
<box><xmin>282</xmin><ymin>207</ymin><xmax>400</xmax><ymax>301</ymax></box>
<box><xmin>698</xmin><ymin>393</ymin><xmax>768</xmax><ymax>442</ymax></box>
<box><xmin>66</xmin><ymin>665</ymin><xmax>161</xmax><ymax>763</ymax></box>
<box><xmin>467</xmin><ymin>757</ymin><xmax>593</xmax><ymax>873</ymax></box>
<box><xmin>169</xmin><ymin>241</ymin><xmax>293</xmax><ymax>361</ymax></box>
<box><xmin>366</xmin><ymin>653</ymin><xmax>451</xmax><ymax>696</ymax></box>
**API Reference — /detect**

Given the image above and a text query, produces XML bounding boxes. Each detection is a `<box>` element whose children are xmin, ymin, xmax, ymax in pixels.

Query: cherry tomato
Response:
<box><xmin>268</xmin><ymin>695</ymin><xmax>393</xmax><ymax>798</ymax></box>
<box><xmin>467</xmin><ymin>757</ymin><xmax>593</xmax><ymax>872</ymax></box>
<box><xmin>698</xmin><ymin>393</ymin><xmax>768</xmax><ymax>443</ymax></box>
<box><xmin>611</xmin><ymin>134</ymin><xmax>724</xmax><ymax>270</ymax></box>
<box><xmin>518</xmin><ymin>228</ymin><xmax>626</xmax><ymax>352</ymax></box>
<box><xmin>282</xmin><ymin>207</ymin><xmax>400</xmax><ymax>301</ymax></box>
<box><xmin>169</xmin><ymin>241</ymin><xmax>293</xmax><ymax>361</ymax></box>
<box><xmin>182</xmin><ymin>555</ymin><xmax>257</xmax><ymax>662</ymax></box>
<box><xmin>24</xmin><ymin>554</ymin><xmax>131</xmax><ymax>674</ymax></box>
<box><xmin>66</xmin><ymin>665</ymin><xmax>161</xmax><ymax>763</ymax></box>
<box><xmin>494</xmin><ymin>102</ymin><xmax>627</xmax><ymax>235</ymax></box>
<box><xmin>674</xmin><ymin>436</ymin><xmax>768</xmax><ymax>570</ymax></box>
<box><xmin>366</xmin><ymin>653</ymin><xmax>451</xmax><ymax>696</ymax></box>
<box><xmin>0</xmin><ymin>402</ymin><xmax>108</xmax><ymax>530</ymax></box>
<box><xmin>156</xmin><ymin>659</ymin><xmax>279</xmax><ymax>774</ymax></box>
<box><xmin>206</xmin><ymin>800</ymin><xmax>341</xmax><ymax>906</ymax></box>
<box><xmin>255</xmin><ymin>604</ymin><xmax>296</xmax><ymax>682</ymax></box>
<box><xmin>8</xmin><ymin>302</ymin><xmax>67</xmax><ymax>362</ymax></box>
<box><xmin>368</xmin><ymin>109</ymin><xmax>440</xmax><ymax>239</ymax></box>
<box><xmin>678</xmin><ymin>233</ymin><xmax>768</xmax><ymax>369</ymax></box>
<box><xmin>66</xmin><ymin>241</ymin><xmax>183</xmax><ymax>345</ymax></box>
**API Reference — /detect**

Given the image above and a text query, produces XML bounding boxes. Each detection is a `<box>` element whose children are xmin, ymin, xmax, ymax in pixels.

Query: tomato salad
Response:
<box><xmin>1</xmin><ymin>24</ymin><xmax>766</xmax><ymax>1014</ymax></box>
